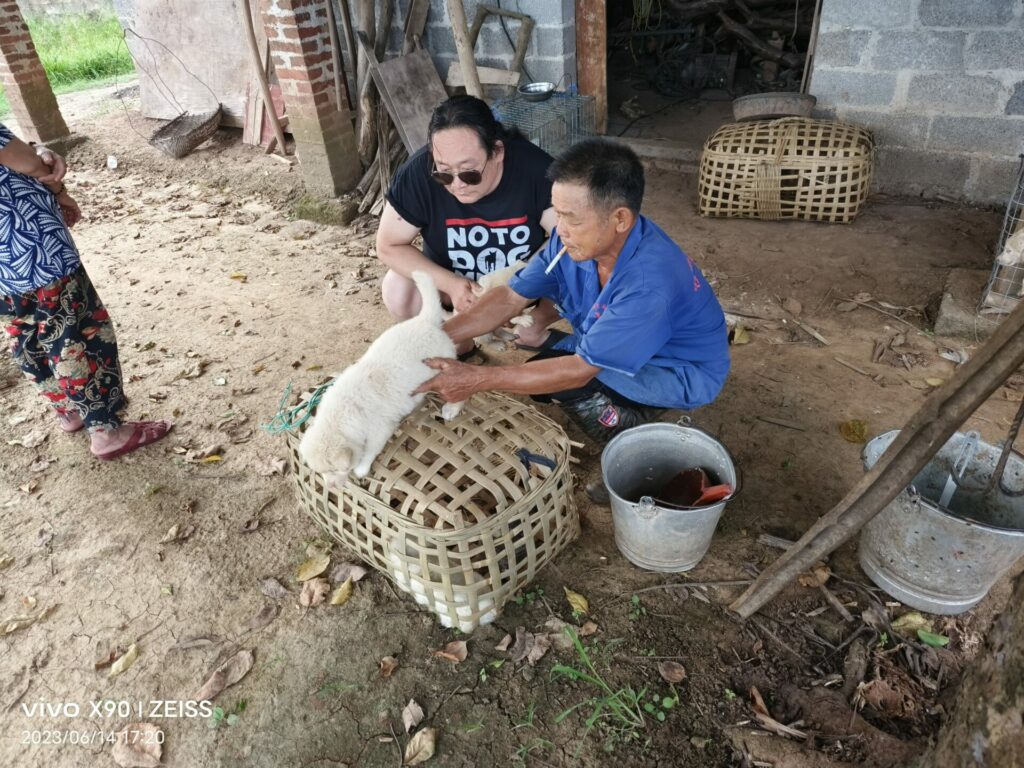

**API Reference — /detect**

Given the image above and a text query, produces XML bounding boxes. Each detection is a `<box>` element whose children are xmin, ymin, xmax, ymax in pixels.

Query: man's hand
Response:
<box><xmin>416</xmin><ymin>358</ymin><xmax>485</xmax><ymax>402</ymax></box>
<box><xmin>36</xmin><ymin>147</ymin><xmax>67</xmax><ymax>184</ymax></box>
<box><xmin>57</xmin><ymin>189</ymin><xmax>81</xmax><ymax>228</ymax></box>
<box><xmin>444</xmin><ymin>276</ymin><xmax>480</xmax><ymax>313</ymax></box>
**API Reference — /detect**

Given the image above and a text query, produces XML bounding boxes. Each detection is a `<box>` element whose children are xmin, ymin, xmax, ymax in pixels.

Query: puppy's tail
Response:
<box><xmin>411</xmin><ymin>270</ymin><xmax>444</xmax><ymax>326</ymax></box>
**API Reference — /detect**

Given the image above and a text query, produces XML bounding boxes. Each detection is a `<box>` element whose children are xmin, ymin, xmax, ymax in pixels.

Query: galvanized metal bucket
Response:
<box><xmin>860</xmin><ymin>430</ymin><xmax>1024</xmax><ymax>615</ymax></box>
<box><xmin>601</xmin><ymin>423</ymin><xmax>737</xmax><ymax>572</ymax></box>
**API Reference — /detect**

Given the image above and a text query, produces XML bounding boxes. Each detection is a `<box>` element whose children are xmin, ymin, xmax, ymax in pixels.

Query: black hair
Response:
<box><xmin>427</xmin><ymin>95</ymin><xmax>522</xmax><ymax>157</ymax></box>
<box><xmin>547</xmin><ymin>138</ymin><xmax>644</xmax><ymax>214</ymax></box>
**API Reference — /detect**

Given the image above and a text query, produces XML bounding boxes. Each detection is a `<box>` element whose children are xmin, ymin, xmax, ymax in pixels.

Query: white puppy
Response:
<box><xmin>299</xmin><ymin>271</ymin><xmax>464</xmax><ymax>485</ymax></box>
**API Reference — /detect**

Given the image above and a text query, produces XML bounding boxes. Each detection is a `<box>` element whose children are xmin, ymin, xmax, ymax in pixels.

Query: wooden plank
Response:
<box><xmin>446</xmin><ymin>62</ymin><xmax>521</xmax><ymax>88</ymax></box>
<box><xmin>357</xmin><ymin>32</ymin><xmax>447</xmax><ymax>154</ymax></box>
<box><xmin>446</xmin><ymin>0</ymin><xmax>482</xmax><ymax>98</ymax></box>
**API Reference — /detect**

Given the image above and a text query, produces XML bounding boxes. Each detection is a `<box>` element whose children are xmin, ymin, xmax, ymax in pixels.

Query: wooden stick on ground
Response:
<box><xmin>731</xmin><ymin>294</ymin><xmax>1024</xmax><ymax>619</ymax></box>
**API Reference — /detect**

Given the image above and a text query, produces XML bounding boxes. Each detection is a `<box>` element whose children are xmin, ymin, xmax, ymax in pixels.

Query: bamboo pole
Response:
<box><xmin>326</xmin><ymin>0</ymin><xmax>352</xmax><ymax>111</ymax></box>
<box><xmin>731</xmin><ymin>295</ymin><xmax>1024</xmax><ymax>618</ymax></box>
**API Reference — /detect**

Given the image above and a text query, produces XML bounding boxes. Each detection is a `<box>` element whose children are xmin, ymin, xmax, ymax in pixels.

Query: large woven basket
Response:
<box><xmin>698</xmin><ymin>117</ymin><xmax>874</xmax><ymax>224</ymax></box>
<box><xmin>286</xmin><ymin>392</ymin><xmax>578</xmax><ymax>631</ymax></box>
<box><xmin>149</xmin><ymin>105</ymin><xmax>223</xmax><ymax>159</ymax></box>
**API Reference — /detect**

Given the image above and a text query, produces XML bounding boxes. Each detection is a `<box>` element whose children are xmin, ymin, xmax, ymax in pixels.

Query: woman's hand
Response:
<box><xmin>445</xmin><ymin>275</ymin><xmax>481</xmax><ymax>313</ymax></box>
<box><xmin>57</xmin><ymin>189</ymin><xmax>81</xmax><ymax>228</ymax></box>
<box><xmin>36</xmin><ymin>147</ymin><xmax>67</xmax><ymax>184</ymax></box>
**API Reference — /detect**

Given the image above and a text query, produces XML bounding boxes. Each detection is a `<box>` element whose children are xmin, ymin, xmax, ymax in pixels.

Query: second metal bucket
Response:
<box><xmin>601</xmin><ymin>424</ymin><xmax>737</xmax><ymax>572</ymax></box>
<box><xmin>861</xmin><ymin>430</ymin><xmax>1024</xmax><ymax>615</ymax></box>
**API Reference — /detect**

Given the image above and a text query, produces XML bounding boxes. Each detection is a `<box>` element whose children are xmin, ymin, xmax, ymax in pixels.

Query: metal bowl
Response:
<box><xmin>518</xmin><ymin>81</ymin><xmax>555</xmax><ymax>102</ymax></box>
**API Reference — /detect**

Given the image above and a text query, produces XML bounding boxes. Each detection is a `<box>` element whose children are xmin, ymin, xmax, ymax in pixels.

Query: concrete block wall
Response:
<box><xmin>812</xmin><ymin>0</ymin><xmax>1024</xmax><ymax>204</ymax></box>
<box><xmin>375</xmin><ymin>0</ymin><xmax>575</xmax><ymax>92</ymax></box>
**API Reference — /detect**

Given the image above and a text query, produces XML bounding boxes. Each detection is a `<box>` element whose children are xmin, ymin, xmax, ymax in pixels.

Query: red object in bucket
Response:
<box><xmin>656</xmin><ymin>468</ymin><xmax>733</xmax><ymax>507</ymax></box>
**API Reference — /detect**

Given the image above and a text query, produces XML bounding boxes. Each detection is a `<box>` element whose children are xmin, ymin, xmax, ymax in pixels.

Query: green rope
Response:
<box><xmin>261</xmin><ymin>381</ymin><xmax>331</xmax><ymax>435</ymax></box>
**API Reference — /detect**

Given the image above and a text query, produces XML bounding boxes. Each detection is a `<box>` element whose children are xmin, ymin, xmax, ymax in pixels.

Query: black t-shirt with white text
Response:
<box><xmin>385</xmin><ymin>137</ymin><xmax>554</xmax><ymax>282</ymax></box>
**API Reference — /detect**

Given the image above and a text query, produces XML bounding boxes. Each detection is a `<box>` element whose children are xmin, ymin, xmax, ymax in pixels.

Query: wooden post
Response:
<box><xmin>446</xmin><ymin>0</ymin><xmax>483</xmax><ymax>98</ymax></box>
<box><xmin>576</xmin><ymin>0</ymin><xmax>607</xmax><ymax>134</ymax></box>
<box><xmin>730</xmin><ymin>295</ymin><xmax>1024</xmax><ymax>619</ymax></box>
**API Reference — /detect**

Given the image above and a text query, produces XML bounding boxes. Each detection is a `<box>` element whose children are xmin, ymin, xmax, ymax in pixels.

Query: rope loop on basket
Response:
<box><xmin>262</xmin><ymin>381</ymin><xmax>331</xmax><ymax>434</ymax></box>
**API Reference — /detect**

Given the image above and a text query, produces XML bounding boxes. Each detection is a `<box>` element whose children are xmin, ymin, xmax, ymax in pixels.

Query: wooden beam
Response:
<box><xmin>446</xmin><ymin>0</ymin><xmax>483</xmax><ymax>98</ymax></box>
<box><xmin>576</xmin><ymin>0</ymin><xmax>607</xmax><ymax>134</ymax></box>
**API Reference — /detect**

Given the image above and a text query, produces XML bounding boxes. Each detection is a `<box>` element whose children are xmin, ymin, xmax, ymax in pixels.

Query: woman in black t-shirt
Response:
<box><xmin>376</xmin><ymin>96</ymin><xmax>560</xmax><ymax>354</ymax></box>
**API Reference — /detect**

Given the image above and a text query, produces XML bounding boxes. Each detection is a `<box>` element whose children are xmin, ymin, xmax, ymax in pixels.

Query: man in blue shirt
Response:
<box><xmin>420</xmin><ymin>139</ymin><xmax>729</xmax><ymax>496</ymax></box>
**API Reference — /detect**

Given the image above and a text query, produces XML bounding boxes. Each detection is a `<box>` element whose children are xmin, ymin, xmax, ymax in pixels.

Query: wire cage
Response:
<box><xmin>491</xmin><ymin>92</ymin><xmax>596</xmax><ymax>156</ymax></box>
<box><xmin>981</xmin><ymin>156</ymin><xmax>1024</xmax><ymax>314</ymax></box>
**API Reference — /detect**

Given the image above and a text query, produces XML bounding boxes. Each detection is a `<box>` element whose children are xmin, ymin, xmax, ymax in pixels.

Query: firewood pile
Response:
<box><xmin>613</xmin><ymin>0</ymin><xmax>817</xmax><ymax>96</ymax></box>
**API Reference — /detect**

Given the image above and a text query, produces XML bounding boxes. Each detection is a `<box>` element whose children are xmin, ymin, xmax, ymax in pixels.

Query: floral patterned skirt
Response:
<box><xmin>1</xmin><ymin>267</ymin><xmax>124</xmax><ymax>429</ymax></box>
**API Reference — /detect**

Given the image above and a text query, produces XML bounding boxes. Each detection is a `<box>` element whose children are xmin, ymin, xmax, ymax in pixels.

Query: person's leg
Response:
<box><xmin>33</xmin><ymin>269</ymin><xmax>170</xmax><ymax>458</ymax></box>
<box><xmin>512</xmin><ymin>299</ymin><xmax>562</xmax><ymax>349</ymax></box>
<box><xmin>528</xmin><ymin>348</ymin><xmax>664</xmax><ymax>503</ymax></box>
<box><xmin>1</xmin><ymin>283</ymin><xmax>86</xmax><ymax>431</ymax></box>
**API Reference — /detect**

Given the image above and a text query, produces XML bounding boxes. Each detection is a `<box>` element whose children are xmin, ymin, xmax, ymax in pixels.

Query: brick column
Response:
<box><xmin>262</xmin><ymin>0</ymin><xmax>361</xmax><ymax>195</ymax></box>
<box><xmin>0</xmin><ymin>1</ymin><xmax>69</xmax><ymax>143</ymax></box>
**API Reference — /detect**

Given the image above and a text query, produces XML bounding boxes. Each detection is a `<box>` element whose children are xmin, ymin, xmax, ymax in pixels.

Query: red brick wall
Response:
<box><xmin>0</xmin><ymin>0</ymin><xmax>69</xmax><ymax>142</ymax></box>
<box><xmin>261</xmin><ymin>0</ymin><xmax>359</xmax><ymax>193</ymax></box>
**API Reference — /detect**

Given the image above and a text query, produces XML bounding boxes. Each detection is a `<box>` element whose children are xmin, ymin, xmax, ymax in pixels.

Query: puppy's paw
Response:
<box><xmin>441</xmin><ymin>401</ymin><xmax>465</xmax><ymax>422</ymax></box>
<box><xmin>509</xmin><ymin>312</ymin><xmax>535</xmax><ymax>328</ymax></box>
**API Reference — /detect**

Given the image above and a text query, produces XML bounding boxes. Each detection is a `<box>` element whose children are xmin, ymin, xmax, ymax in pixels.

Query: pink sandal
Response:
<box><xmin>92</xmin><ymin>421</ymin><xmax>173</xmax><ymax>461</ymax></box>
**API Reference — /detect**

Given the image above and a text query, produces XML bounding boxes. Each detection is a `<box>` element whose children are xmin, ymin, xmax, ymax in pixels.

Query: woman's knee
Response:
<box><xmin>381</xmin><ymin>270</ymin><xmax>423</xmax><ymax>319</ymax></box>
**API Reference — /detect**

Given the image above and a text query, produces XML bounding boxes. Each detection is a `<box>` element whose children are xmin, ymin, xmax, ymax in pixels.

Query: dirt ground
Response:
<box><xmin>0</xmin><ymin>84</ymin><xmax>1016</xmax><ymax>768</ymax></box>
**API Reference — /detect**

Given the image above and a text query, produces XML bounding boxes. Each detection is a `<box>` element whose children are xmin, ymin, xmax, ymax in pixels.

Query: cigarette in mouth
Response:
<box><xmin>544</xmin><ymin>245</ymin><xmax>568</xmax><ymax>275</ymax></box>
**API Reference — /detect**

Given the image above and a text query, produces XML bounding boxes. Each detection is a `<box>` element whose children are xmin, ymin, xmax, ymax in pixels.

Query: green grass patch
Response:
<box><xmin>0</xmin><ymin>12</ymin><xmax>135</xmax><ymax>117</ymax></box>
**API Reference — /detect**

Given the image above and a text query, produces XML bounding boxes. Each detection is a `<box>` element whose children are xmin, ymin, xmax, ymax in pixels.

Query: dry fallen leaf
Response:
<box><xmin>432</xmin><ymin>640</ymin><xmax>468</xmax><ymax>664</ymax></box>
<box><xmin>8</xmin><ymin>430</ymin><xmax>47</xmax><ymax>449</ymax></box>
<box><xmin>658</xmin><ymin>660</ymin><xmax>687</xmax><ymax>683</ymax></box>
<box><xmin>797</xmin><ymin>562</ymin><xmax>832</xmax><ymax>588</ymax></box>
<box><xmin>170</xmin><ymin>636</ymin><xmax>217</xmax><ymax>652</ymax></box>
<box><xmin>259</xmin><ymin>578</ymin><xmax>290</xmax><ymax>599</ymax></box>
<box><xmin>579</xmin><ymin>620</ymin><xmax>599</xmax><ymax>637</ymax></box>
<box><xmin>195</xmin><ymin>649</ymin><xmax>254</xmax><ymax>700</ymax></box>
<box><xmin>403</xmin><ymin>726</ymin><xmax>436</xmax><ymax>765</ymax></box>
<box><xmin>510</xmin><ymin>628</ymin><xmax>550</xmax><ymax>665</ymax></box>
<box><xmin>296</xmin><ymin>553</ymin><xmax>331</xmax><ymax>582</ymax></box>
<box><xmin>925</xmin><ymin>377</ymin><xmax>945</xmax><ymax>388</ymax></box>
<box><xmin>379</xmin><ymin>655</ymin><xmax>399</xmax><ymax>678</ymax></box>
<box><xmin>730</xmin><ymin>325</ymin><xmax>751</xmax><ymax>345</ymax></box>
<box><xmin>109</xmin><ymin>643</ymin><xmax>139</xmax><ymax>678</ymax></box>
<box><xmin>111</xmin><ymin>722</ymin><xmax>163</xmax><ymax>768</ymax></box>
<box><xmin>835</xmin><ymin>301</ymin><xmax>859</xmax><ymax>312</ymax></box>
<box><xmin>256</xmin><ymin>456</ymin><xmax>287</xmax><ymax>476</ymax></box>
<box><xmin>245</xmin><ymin>604</ymin><xmax>280</xmax><ymax>632</ymax></box>
<box><xmin>330</xmin><ymin>562</ymin><xmax>369</xmax><ymax>584</ymax></box>
<box><xmin>782</xmin><ymin>297</ymin><xmax>802</xmax><ymax>316</ymax></box>
<box><xmin>892</xmin><ymin>610</ymin><xmax>932</xmax><ymax>636</ymax></box>
<box><xmin>495</xmin><ymin>634</ymin><xmax>512</xmax><ymax>652</ymax></box>
<box><xmin>329</xmin><ymin>577</ymin><xmax>354</xmax><ymax>606</ymax></box>
<box><xmin>564</xmin><ymin>587</ymin><xmax>589</xmax><ymax>615</ymax></box>
<box><xmin>300</xmin><ymin>578</ymin><xmax>330</xmax><ymax>608</ymax></box>
<box><xmin>402</xmin><ymin>698</ymin><xmax>425</xmax><ymax>733</ymax></box>
<box><xmin>543</xmin><ymin>617</ymin><xmax>574</xmax><ymax>650</ymax></box>
<box><xmin>839</xmin><ymin>419</ymin><xmax>867</xmax><ymax>443</ymax></box>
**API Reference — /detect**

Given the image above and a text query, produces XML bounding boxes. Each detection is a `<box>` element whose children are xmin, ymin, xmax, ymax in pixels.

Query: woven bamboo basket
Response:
<box><xmin>698</xmin><ymin>117</ymin><xmax>874</xmax><ymax>224</ymax></box>
<box><xmin>286</xmin><ymin>392</ymin><xmax>578</xmax><ymax>631</ymax></box>
<box><xmin>149</xmin><ymin>105</ymin><xmax>223</xmax><ymax>159</ymax></box>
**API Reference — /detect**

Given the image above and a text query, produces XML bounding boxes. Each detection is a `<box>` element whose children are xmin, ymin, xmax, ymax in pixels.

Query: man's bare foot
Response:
<box><xmin>57</xmin><ymin>412</ymin><xmax>84</xmax><ymax>433</ymax></box>
<box><xmin>90</xmin><ymin>421</ymin><xmax>173</xmax><ymax>460</ymax></box>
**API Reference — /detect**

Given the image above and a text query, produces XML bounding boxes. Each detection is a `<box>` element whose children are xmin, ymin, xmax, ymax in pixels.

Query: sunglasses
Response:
<box><xmin>430</xmin><ymin>156</ymin><xmax>489</xmax><ymax>186</ymax></box>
